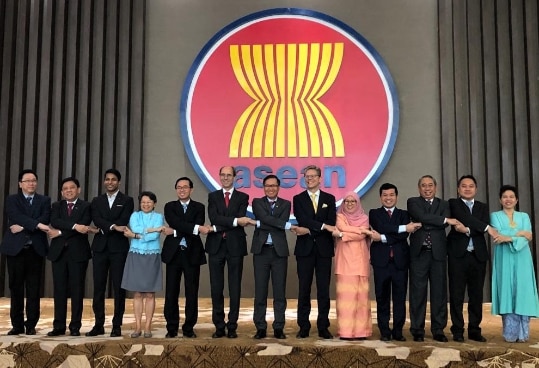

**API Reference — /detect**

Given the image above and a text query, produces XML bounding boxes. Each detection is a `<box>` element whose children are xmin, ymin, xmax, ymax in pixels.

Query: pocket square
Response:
<box><xmin>322</xmin><ymin>203</ymin><xmax>328</xmax><ymax>208</ymax></box>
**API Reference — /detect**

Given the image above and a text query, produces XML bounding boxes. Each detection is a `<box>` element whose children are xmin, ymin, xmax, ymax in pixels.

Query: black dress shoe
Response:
<box><xmin>165</xmin><ymin>331</ymin><xmax>178</xmax><ymax>338</ymax></box>
<box><xmin>70</xmin><ymin>330</ymin><xmax>80</xmax><ymax>336</ymax></box>
<box><xmin>340</xmin><ymin>337</ymin><xmax>354</xmax><ymax>341</ymax></box>
<box><xmin>25</xmin><ymin>327</ymin><xmax>36</xmax><ymax>335</ymax></box>
<box><xmin>393</xmin><ymin>335</ymin><xmax>406</xmax><ymax>342</ymax></box>
<box><xmin>433</xmin><ymin>334</ymin><xmax>448</xmax><ymax>342</ymax></box>
<box><xmin>85</xmin><ymin>326</ymin><xmax>105</xmax><ymax>336</ymax></box>
<box><xmin>47</xmin><ymin>328</ymin><xmax>66</xmax><ymax>337</ymax></box>
<box><xmin>469</xmin><ymin>334</ymin><xmax>487</xmax><ymax>342</ymax></box>
<box><xmin>413</xmin><ymin>335</ymin><xmax>424</xmax><ymax>342</ymax></box>
<box><xmin>227</xmin><ymin>329</ymin><xmax>238</xmax><ymax>338</ymax></box>
<box><xmin>274</xmin><ymin>329</ymin><xmax>286</xmax><ymax>339</ymax></box>
<box><xmin>212</xmin><ymin>328</ymin><xmax>226</xmax><ymax>338</ymax></box>
<box><xmin>254</xmin><ymin>329</ymin><xmax>266</xmax><ymax>339</ymax></box>
<box><xmin>318</xmin><ymin>329</ymin><xmax>333</xmax><ymax>339</ymax></box>
<box><xmin>183</xmin><ymin>330</ymin><xmax>196</xmax><ymax>338</ymax></box>
<box><xmin>380</xmin><ymin>335</ymin><xmax>391</xmax><ymax>342</ymax></box>
<box><xmin>7</xmin><ymin>328</ymin><xmax>24</xmax><ymax>335</ymax></box>
<box><xmin>453</xmin><ymin>335</ymin><xmax>464</xmax><ymax>342</ymax></box>
<box><xmin>110</xmin><ymin>327</ymin><xmax>122</xmax><ymax>337</ymax></box>
<box><xmin>296</xmin><ymin>329</ymin><xmax>309</xmax><ymax>338</ymax></box>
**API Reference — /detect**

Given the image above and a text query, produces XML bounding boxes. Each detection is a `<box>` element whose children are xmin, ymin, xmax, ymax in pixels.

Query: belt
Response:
<box><xmin>262</xmin><ymin>243</ymin><xmax>274</xmax><ymax>248</ymax></box>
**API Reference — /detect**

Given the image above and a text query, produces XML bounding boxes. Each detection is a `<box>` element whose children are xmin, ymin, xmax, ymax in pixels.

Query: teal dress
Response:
<box><xmin>490</xmin><ymin>210</ymin><xmax>539</xmax><ymax>341</ymax></box>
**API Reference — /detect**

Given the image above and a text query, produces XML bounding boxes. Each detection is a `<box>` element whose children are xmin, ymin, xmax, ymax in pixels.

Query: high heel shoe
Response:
<box><xmin>130</xmin><ymin>331</ymin><xmax>141</xmax><ymax>338</ymax></box>
<box><xmin>144</xmin><ymin>331</ymin><xmax>152</xmax><ymax>338</ymax></box>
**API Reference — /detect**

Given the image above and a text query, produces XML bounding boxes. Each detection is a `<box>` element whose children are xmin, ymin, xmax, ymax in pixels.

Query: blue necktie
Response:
<box><xmin>26</xmin><ymin>197</ymin><xmax>32</xmax><ymax>206</ymax></box>
<box><xmin>466</xmin><ymin>201</ymin><xmax>474</xmax><ymax>251</ymax></box>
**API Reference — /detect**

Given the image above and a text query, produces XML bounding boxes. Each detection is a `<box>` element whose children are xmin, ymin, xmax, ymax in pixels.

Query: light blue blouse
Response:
<box><xmin>128</xmin><ymin>210</ymin><xmax>164</xmax><ymax>255</ymax></box>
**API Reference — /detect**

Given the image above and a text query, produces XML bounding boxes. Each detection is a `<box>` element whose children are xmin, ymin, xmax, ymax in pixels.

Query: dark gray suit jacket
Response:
<box><xmin>407</xmin><ymin>196</ymin><xmax>449</xmax><ymax>261</ymax></box>
<box><xmin>251</xmin><ymin>196</ymin><xmax>291</xmax><ymax>257</ymax></box>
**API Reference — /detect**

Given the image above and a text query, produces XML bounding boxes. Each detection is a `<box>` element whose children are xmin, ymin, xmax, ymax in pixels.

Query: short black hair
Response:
<box><xmin>457</xmin><ymin>175</ymin><xmax>477</xmax><ymax>186</ymax></box>
<box><xmin>175</xmin><ymin>177</ymin><xmax>193</xmax><ymax>188</ymax></box>
<box><xmin>263</xmin><ymin>174</ymin><xmax>280</xmax><ymax>186</ymax></box>
<box><xmin>379</xmin><ymin>182</ymin><xmax>398</xmax><ymax>196</ymax></box>
<box><xmin>138</xmin><ymin>191</ymin><xmax>157</xmax><ymax>203</ymax></box>
<box><xmin>104</xmin><ymin>168</ymin><xmax>121</xmax><ymax>181</ymax></box>
<box><xmin>499</xmin><ymin>184</ymin><xmax>518</xmax><ymax>200</ymax></box>
<box><xmin>18</xmin><ymin>169</ymin><xmax>37</xmax><ymax>182</ymax></box>
<box><xmin>61</xmin><ymin>177</ymin><xmax>80</xmax><ymax>188</ymax></box>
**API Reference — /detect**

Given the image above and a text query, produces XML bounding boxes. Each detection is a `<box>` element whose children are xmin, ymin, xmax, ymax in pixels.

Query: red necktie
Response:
<box><xmin>387</xmin><ymin>209</ymin><xmax>392</xmax><ymax>218</ymax></box>
<box><xmin>224</xmin><ymin>191</ymin><xmax>230</xmax><ymax>207</ymax></box>
<box><xmin>387</xmin><ymin>209</ymin><xmax>394</xmax><ymax>257</ymax></box>
<box><xmin>67</xmin><ymin>202</ymin><xmax>74</xmax><ymax>216</ymax></box>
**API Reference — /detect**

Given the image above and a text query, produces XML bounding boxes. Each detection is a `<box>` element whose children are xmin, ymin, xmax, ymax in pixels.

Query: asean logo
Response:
<box><xmin>180</xmin><ymin>8</ymin><xmax>399</xmax><ymax>217</ymax></box>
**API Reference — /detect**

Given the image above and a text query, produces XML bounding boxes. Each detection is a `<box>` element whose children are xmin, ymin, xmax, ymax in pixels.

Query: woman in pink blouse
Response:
<box><xmin>332</xmin><ymin>191</ymin><xmax>373</xmax><ymax>340</ymax></box>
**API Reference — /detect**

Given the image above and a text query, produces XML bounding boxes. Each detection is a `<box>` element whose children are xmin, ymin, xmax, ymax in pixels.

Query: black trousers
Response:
<box><xmin>448</xmin><ymin>251</ymin><xmax>486</xmax><ymax>337</ymax></box>
<box><xmin>51</xmin><ymin>253</ymin><xmax>89</xmax><ymax>331</ymax></box>
<box><xmin>164</xmin><ymin>250</ymin><xmax>201</xmax><ymax>333</ymax></box>
<box><xmin>91</xmin><ymin>249</ymin><xmax>127</xmax><ymax>328</ymax></box>
<box><xmin>6</xmin><ymin>247</ymin><xmax>44</xmax><ymax>330</ymax></box>
<box><xmin>296</xmin><ymin>249</ymin><xmax>332</xmax><ymax>331</ymax></box>
<box><xmin>208</xmin><ymin>238</ymin><xmax>244</xmax><ymax>331</ymax></box>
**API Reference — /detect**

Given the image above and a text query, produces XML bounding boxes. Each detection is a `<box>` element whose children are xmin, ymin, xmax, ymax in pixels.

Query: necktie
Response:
<box><xmin>386</xmin><ymin>209</ymin><xmax>394</xmax><ymax>257</ymax></box>
<box><xmin>224</xmin><ymin>191</ymin><xmax>230</xmax><ymax>207</ymax></box>
<box><xmin>26</xmin><ymin>197</ymin><xmax>32</xmax><ymax>206</ymax></box>
<box><xmin>67</xmin><ymin>202</ymin><xmax>74</xmax><ymax>216</ymax></box>
<box><xmin>270</xmin><ymin>200</ymin><xmax>276</xmax><ymax>214</ymax></box>
<box><xmin>387</xmin><ymin>209</ymin><xmax>392</xmax><ymax>218</ymax></box>
<box><xmin>310</xmin><ymin>193</ymin><xmax>317</xmax><ymax>213</ymax></box>
<box><xmin>180</xmin><ymin>203</ymin><xmax>188</xmax><ymax>249</ymax></box>
<box><xmin>465</xmin><ymin>200</ymin><xmax>474</xmax><ymax>251</ymax></box>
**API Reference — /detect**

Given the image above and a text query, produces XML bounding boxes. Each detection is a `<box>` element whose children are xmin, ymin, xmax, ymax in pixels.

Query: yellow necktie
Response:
<box><xmin>310</xmin><ymin>193</ymin><xmax>317</xmax><ymax>213</ymax></box>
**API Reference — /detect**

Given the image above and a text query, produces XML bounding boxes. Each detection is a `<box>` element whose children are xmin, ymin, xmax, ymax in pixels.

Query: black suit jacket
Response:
<box><xmin>407</xmin><ymin>196</ymin><xmax>449</xmax><ymax>261</ymax></box>
<box><xmin>0</xmin><ymin>192</ymin><xmax>51</xmax><ymax>257</ymax></box>
<box><xmin>369</xmin><ymin>207</ymin><xmax>410</xmax><ymax>270</ymax></box>
<box><xmin>447</xmin><ymin>198</ymin><xmax>490</xmax><ymax>262</ymax></box>
<box><xmin>48</xmin><ymin>199</ymin><xmax>92</xmax><ymax>262</ymax></box>
<box><xmin>205</xmin><ymin>189</ymin><xmax>249</xmax><ymax>257</ymax></box>
<box><xmin>293</xmin><ymin>190</ymin><xmax>336</xmax><ymax>257</ymax></box>
<box><xmin>90</xmin><ymin>192</ymin><xmax>134</xmax><ymax>253</ymax></box>
<box><xmin>161</xmin><ymin>199</ymin><xmax>207</xmax><ymax>266</ymax></box>
<box><xmin>251</xmin><ymin>196</ymin><xmax>291</xmax><ymax>257</ymax></box>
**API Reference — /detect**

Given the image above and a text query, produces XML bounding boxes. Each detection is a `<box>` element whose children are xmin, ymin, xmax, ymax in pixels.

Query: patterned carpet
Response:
<box><xmin>0</xmin><ymin>298</ymin><xmax>538</xmax><ymax>367</ymax></box>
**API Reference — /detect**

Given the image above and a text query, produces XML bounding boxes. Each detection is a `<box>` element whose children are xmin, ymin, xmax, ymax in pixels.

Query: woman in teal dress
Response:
<box><xmin>490</xmin><ymin>185</ymin><xmax>539</xmax><ymax>342</ymax></box>
<box><xmin>121</xmin><ymin>191</ymin><xmax>166</xmax><ymax>338</ymax></box>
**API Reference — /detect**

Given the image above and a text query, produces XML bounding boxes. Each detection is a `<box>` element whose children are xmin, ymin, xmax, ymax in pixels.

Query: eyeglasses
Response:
<box><xmin>344</xmin><ymin>200</ymin><xmax>357</xmax><ymax>204</ymax></box>
<box><xmin>176</xmin><ymin>186</ymin><xmax>191</xmax><ymax>190</ymax></box>
<box><xmin>264</xmin><ymin>184</ymin><xmax>279</xmax><ymax>188</ymax></box>
<box><xmin>20</xmin><ymin>180</ymin><xmax>37</xmax><ymax>184</ymax></box>
<box><xmin>304</xmin><ymin>175</ymin><xmax>319</xmax><ymax>180</ymax></box>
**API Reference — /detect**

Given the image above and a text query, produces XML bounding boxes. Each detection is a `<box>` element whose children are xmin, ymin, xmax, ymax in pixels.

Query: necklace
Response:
<box><xmin>505</xmin><ymin>210</ymin><xmax>517</xmax><ymax>228</ymax></box>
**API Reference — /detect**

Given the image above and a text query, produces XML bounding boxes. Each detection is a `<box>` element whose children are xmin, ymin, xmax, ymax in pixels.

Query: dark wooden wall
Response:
<box><xmin>0</xmin><ymin>0</ymin><xmax>145</xmax><ymax>296</ymax></box>
<box><xmin>439</xmin><ymin>0</ymin><xmax>539</xmax><ymax>297</ymax></box>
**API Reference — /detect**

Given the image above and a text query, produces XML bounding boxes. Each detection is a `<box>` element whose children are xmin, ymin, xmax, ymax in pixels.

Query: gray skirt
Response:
<box><xmin>121</xmin><ymin>251</ymin><xmax>163</xmax><ymax>292</ymax></box>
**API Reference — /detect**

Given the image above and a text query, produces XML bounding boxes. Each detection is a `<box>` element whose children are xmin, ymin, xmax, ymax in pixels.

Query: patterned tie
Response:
<box><xmin>270</xmin><ymin>200</ymin><xmax>276</xmax><ymax>214</ymax></box>
<box><xmin>26</xmin><ymin>197</ymin><xmax>32</xmax><ymax>206</ymax></box>
<box><xmin>67</xmin><ymin>202</ymin><xmax>74</xmax><ymax>216</ymax></box>
<box><xmin>224</xmin><ymin>191</ymin><xmax>230</xmax><ymax>208</ymax></box>
<box><xmin>180</xmin><ymin>203</ymin><xmax>188</xmax><ymax>249</ymax></box>
<box><xmin>310</xmin><ymin>193</ymin><xmax>317</xmax><ymax>213</ymax></box>
<box><xmin>387</xmin><ymin>209</ymin><xmax>392</xmax><ymax>218</ymax></box>
<box><xmin>465</xmin><ymin>200</ymin><xmax>474</xmax><ymax>251</ymax></box>
<box><xmin>425</xmin><ymin>200</ymin><xmax>433</xmax><ymax>249</ymax></box>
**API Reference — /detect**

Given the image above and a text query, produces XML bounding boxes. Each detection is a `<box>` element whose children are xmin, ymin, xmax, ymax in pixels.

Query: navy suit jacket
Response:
<box><xmin>48</xmin><ymin>199</ymin><xmax>92</xmax><ymax>262</ymax></box>
<box><xmin>293</xmin><ymin>190</ymin><xmax>336</xmax><ymax>258</ymax></box>
<box><xmin>251</xmin><ymin>196</ymin><xmax>291</xmax><ymax>258</ymax></box>
<box><xmin>161</xmin><ymin>199</ymin><xmax>207</xmax><ymax>266</ymax></box>
<box><xmin>369</xmin><ymin>207</ymin><xmax>410</xmax><ymax>270</ymax></box>
<box><xmin>90</xmin><ymin>192</ymin><xmax>134</xmax><ymax>253</ymax></box>
<box><xmin>0</xmin><ymin>192</ymin><xmax>51</xmax><ymax>257</ymax></box>
<box><xmin>407</xmin><ymin>196</ymin><xmax>449</xmax><ymax>261</ymax></box>
<box><xmin>205</xmin><ymin>189</ymin><xmax>249</xmax><ymax>257</ymax></box>
<box><xmin>447</xmin><ymin>198</ymin><xmax>490</xmax><ymax>262</ymax></box>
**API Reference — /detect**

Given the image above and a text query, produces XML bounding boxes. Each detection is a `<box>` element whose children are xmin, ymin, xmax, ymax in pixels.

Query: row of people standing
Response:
<box><xmin>2</xmin><ymin>168</ymin><xmax>538</xmax><ymax>343</ymax></box>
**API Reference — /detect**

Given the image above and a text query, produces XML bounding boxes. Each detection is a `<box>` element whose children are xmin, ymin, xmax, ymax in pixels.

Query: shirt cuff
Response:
<box><xmin>381</xmin><ymin>234</ymin><xmax>387</xmax><ymax>243</ymax></box>
<box><xmin>193</xmin><ymin>224</ymin><xmax>200</xmax><ymax>235</ymax></box>
<box><xmin>233</xmin><ymin>218</ymin><xmax>238</xmax><ymax>227</ymax></box>
<box><xmin>285</xmin><ymin>222</ymin><xmax>292</xmax><ymax>230</ymax></box>
<box><xmin>256</xmin><ymin>220</ymin><xmax>260</xmax><ymax>228</ymax></box>
<box><xmin>398</xmin><ymin>225</ymin><xmax>406</xmax><ymax>233</ymax></box>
